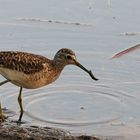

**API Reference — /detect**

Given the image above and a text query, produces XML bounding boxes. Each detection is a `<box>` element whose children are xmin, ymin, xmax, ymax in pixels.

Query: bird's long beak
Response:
<box><xmin>75</xmin><ymin>61</ymin><xmax>98</xmax><ymax>81</ymax></box>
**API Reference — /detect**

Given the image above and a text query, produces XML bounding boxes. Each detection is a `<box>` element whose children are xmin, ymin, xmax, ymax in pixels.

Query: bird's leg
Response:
<box><xmin>18</xmin><ymin>87</ymin><xmax>24</xmax><ymax>122</ymax></box>
<box><xmin>0</xmin><ymin>80</ymin><xmax>9</xmax><ymax>122</ymax></box>
<box><xmin>0</xmin><ymin>102</ymin><xmax>6</xmax><ymax>122</ymax></box>
<box><xmin>0</xmin><ymin>80</ymin><xmax>9</xmax><ymax>86</ymax></box>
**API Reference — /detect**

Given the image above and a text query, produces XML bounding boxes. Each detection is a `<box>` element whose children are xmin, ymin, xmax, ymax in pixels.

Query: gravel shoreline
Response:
<box><xmin>0</xmin><ymin>120</ymin><xmax>102</xmax><ymax>140</ymax></box>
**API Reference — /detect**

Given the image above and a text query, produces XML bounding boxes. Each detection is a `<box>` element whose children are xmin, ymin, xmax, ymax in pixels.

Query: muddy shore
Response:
<box><xmin>0</xmin><ymin>119</ymin><xmax>103</xmax><ymax>140</ymax></box>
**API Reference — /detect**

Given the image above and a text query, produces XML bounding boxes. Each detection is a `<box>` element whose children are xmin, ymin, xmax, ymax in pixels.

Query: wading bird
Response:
<box><xmin>0</xmin><ymin>48</ymin><xmax>98</xmax><ymax>122</ymax></box>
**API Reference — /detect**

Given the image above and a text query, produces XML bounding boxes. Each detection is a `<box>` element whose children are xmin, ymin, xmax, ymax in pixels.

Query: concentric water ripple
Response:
<box><xmin>23</xmin><ymin>84</ymin><xmax>138</xmax><ymax>127</ymax></box>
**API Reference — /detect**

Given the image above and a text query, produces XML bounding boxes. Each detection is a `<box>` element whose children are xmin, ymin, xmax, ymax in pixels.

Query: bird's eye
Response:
<box><xmin>66</xmin><ymin>55</ymin><xmax>72</xmax><ymax>59</ymax></box>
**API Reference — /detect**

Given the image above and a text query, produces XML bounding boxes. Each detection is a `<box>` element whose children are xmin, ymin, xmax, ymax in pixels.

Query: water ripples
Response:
<box><xmin>22</xmin><ymin>80</ymin><xmax>139</xmax><ymax>128</ymax></box>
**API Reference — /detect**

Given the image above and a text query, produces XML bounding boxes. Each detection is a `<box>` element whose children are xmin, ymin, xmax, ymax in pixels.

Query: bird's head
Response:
<box><xmin>54</xmin><ymin>48</ymin><xmax>98</xmax><ymax>81</ymax></box>
<box><xmin>54</xmin><ymin>48</ymin><xmax>77</xmax><ymax>65</ymax></box>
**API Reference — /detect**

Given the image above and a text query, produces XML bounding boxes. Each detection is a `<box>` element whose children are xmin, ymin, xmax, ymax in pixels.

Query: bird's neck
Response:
<box><xmin>52</xmin><ymin>59</ymin><xmax>66</xmax><ymax>72</ymax></box>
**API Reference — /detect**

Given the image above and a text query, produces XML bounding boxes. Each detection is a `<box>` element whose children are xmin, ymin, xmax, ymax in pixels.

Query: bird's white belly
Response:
<box><xmin>0</xmin><ymin>68</ymin><xmax>53</xmax><ymax>89</ymax></box>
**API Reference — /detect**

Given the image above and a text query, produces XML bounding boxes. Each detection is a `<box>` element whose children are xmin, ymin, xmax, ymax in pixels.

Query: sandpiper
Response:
<box><xmin>0</xmin><ymin>48</ymin><xmax>98</xmax><ymax>122</ymax></box>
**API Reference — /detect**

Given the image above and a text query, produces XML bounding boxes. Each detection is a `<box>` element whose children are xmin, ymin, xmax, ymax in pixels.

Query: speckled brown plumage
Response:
<box><xmin>0</xmin><ymin>51</ymin><xmax>51</xmax><ymax>74</ymax></box>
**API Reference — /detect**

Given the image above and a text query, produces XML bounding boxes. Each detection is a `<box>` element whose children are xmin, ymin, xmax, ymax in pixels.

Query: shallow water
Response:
<box><xmin>0</xmin><ymin>0</ymin><xmax>140</xmax><ymax>139</ymax></box>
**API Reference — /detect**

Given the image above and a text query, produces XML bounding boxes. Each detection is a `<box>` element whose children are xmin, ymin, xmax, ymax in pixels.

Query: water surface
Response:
<box><xmin>0</xmin><ymin>0</ymin><xmax>140</xmax><ymax>139</ymax></box>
